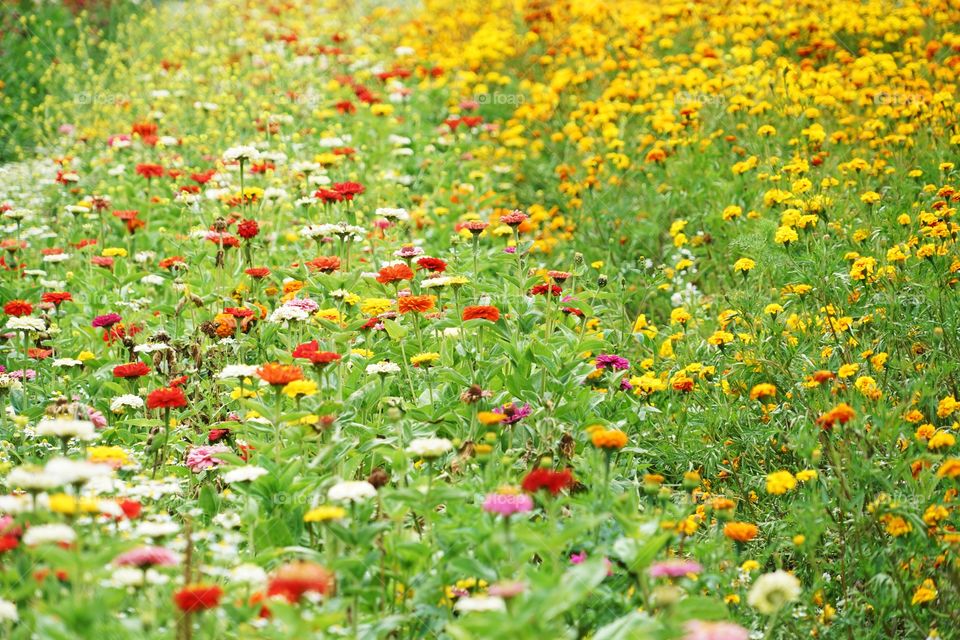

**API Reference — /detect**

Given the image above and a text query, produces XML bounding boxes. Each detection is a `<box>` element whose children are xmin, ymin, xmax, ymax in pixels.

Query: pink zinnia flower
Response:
<box><xmin>649</xmin><ymin>559</ymin><xmax>703</xmax><ymax>578</ymax></box>
<box><xmin>114</xmin><ymin>546</ymin><xmax>179</xmax><ymax>568</ymax></box>
<box><xmin>683</xmin><ymin>620</ymin><xmax>749</xmax><ymax>640</ymax></box>
<box><xmin>185</xmin><ymin>444</ymin><xmax>230</xmax><ymax>473</ymax></box>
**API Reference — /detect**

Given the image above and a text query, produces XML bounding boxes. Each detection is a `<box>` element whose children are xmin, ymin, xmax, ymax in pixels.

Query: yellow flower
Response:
<box><xmin>884</xmin><ymin>515</ymin><xmax>912</xmax><ymax>537</ymax></box>
<box><xmin>360</xmin><ymin>298</ymin><xmax>393</xmax><ymax>315</ymax></box>
<box><xmin>765</xmin><ymin>471</ymin><xmax>797</xmax><ymax>495</ymax></box>
<box><xmin>351</xmin><ymin>348</ymin><xmax>374</xmax><ymax>359</ymax></box>
<box><xmin>928</xmin><ymin>431</ymin><xmax>955</xmax><ymax>451</ymax></box>
<box><xmin>87</xmin><ymin>446</ymin><xmax>129</xmax><ymax>466</ymax></box>
<box><xmin>411</xmin><ymin>352</ymin><xmax>441</xmax><ymax>367</ymax></box>
<box><xmin>733</xmin><ymin>258</ymin><xmax>755</xmax><ymax>273</ymax></box>
<box><xmin>750</xmin><ymin>383</ymin><xmax>776</xmax><ymax>401</ymax></box>
<box><xmin>911</xmin><ymin>579</ymin><xmax>937</xmax><ymax>606</ymax></box>
<box><xmin>795</xmin><ymin>469</ymin><xmax>817</xmax><ymax>482</ymax></box>
<box><xmin>282</xmin><ymin>380</ymin><xmax>318</xmax><ymax>399</ymax></box>
<box><xmin>774</xmin><ymin>225</ymin><xmax>798</xmax><ymax>245</ymax></box>
<box><xmin>304</xmin><ymin>505</ymin><xmax>347</xmax><ymax>522</ymax></box>
<box><xmin>102</xmin><ymin>247</ymin><xmax>128</xmax><ymax>257</ymax></box>
<box><xmin>837</xmin><ymin>363</ymin><xmax>859</xmax><ymax>379</ymax></box>
<box><xmin>77</xmin><ymin>351</ymin><xmax>96</xmax><ymax>361</ymax></box>
<box><xmin>477</xmin><ymin>411</ymin><xmax>507</xmax><ymax>426</ymax></box>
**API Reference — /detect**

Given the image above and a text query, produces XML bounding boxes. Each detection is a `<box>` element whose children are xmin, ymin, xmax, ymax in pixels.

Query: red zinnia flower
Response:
<box><xmin>245</xmin><ymin>267</ymin><xmax>271</xmax><ymax>279</ymax></box>
<box><xmin>462</xmin><ymin>305</ymin><xmax>500</xmax><ymax>322</ymax></box>
<box><xmin>146</xmin><ymin>387</ymin><xmax>187</xmax><ymax>410</ymax></box>
<box><xmin>332</xmin><ymin>181</ymin><xmax>364</xmax><ymax>200</ymax></box>
<box><xmin>113</xmin><ymin>362</ymin><xmax>151</xmax><ymax>378</ymax></box>
<box><xmin>237</xmin><ymin>219</ymin><xmax>260</xmax><ymax>239</ymax></box>
<box><xmin>266</xmin><ymin>561</ymin><xmax>335</xmax><ymax>603</ymax></box>
<box><xmin>3</xmin><ymin>299</ymin><xmax>33</xmax><ymax>316</ymax></box>
<box><xmin>41</xmin><ymin>292</ymin><xmax>72</xmax><ymax>306</ymax></box>
<box><xmin>376</xmin><ymin>264</ymin><xmax>414</xmax><ymax>284</ymax></box>
<box><xmin>135</xmin><ymin>163</ymin><xmax>164</xmax><ymax>179</ymax></box>
<box><xmin>416</xmin><ymin>257</ymin><xmax>447</xmax><ymax>273</ymax></box>
<box><xmin>306</xmin><ymin>256</ymin><xmax>341</xmax><ymax>273</ymax></box>
<box><xmin>173</xmin><ymin>584</ymin><xmax>223</xmax><ymax>613</ymax></box>
<box><xmin>521</xmin><ymin>468</ymin><xmax>574</xmax><ymax>495</ymax></box>
<box><xmin>530</xmin><ymin>283</ymin><xmax>562</xmax><ymax>297</ymax></box>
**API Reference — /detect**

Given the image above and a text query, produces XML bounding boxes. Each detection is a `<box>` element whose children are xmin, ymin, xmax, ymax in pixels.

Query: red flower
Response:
<box><xmin>245</xmin><ymin>267</ymin><xmax>271</xmax><ymax>279</ymax></box>
<box><xmin>376</xmin><ymin>264</ymin><xmax>414</xmax><ymax>284</ymax></box>
<box><xmin>332</xmin><ymin>181</ymin><xmax>364</xmax><ymax>200</ymax></box>
<box><xmin>237</xmin><ymin>219</ymin><xmax>260</xmax><ymax>239</ymax></box>
<box><xmin>530</xmin><ymin>283</ymin><xmax>562</xmax><ymax>297</ymax></box>
<box><xmin>159</xmin><ymin>256</ymin><xmax>185</xmax><ymax>269</ymax></box>
<box><xmin>135</xmin><ymin>163</ymin><xmax>164</xmax><ymax>179</ymax></box>
<box><xmin>306</xmin><ymin>256</ymin><xmax>341</xmax><ymax>273</ymax></box>
<box><xmin>113</xmin><ymin>362</ymin><xmax>151</xmax><ymax>378</ymax></box>
<box><xmin>191</xmin><ymin>170</ymin><xmax>217</xmax><ymax>184</ymax></box>
<box><xmin>146</xmin><ymin>387</ymin><xmax>187</xmax><ymax>410</ymax></box>
<box><xmin>315</xmin><ymin>188</ymin><xmax>345</xmax><ymax>203</ymax></box>
<box><xmin>462</xmin><ymin>305</ymin><xmax>500</xmax><ymax>322</ymax></box>
<box><xmin>521</xmin><ymin>468</ymin><xmax>574</xmax><ymax>495</ymax></box>
<box><xmin>173</xmin><ymin>584</ymin><xmax>223</xmax><ymax>613</ymax></box>
<box><xmin>208</xmin><ymin>428</ymin><xmax>231</xmax><ymax>443</ymax></box>
<box><xmin>257</xmin><ymin>363</ymin><xmax>303</xmax><ymax>386</ymax></box>
<box><xmin>416</xmin><ymin>257</ymin><xmax>447</xmax><ymax>273</ymax></box>
<box><xmin>117</xmin><ymin>499</ymin><xmax>142</xmax><ymax>520</ymax></box>
<box><xmin>3</xmin><ymin>299</ymin><xmax>33</xmax><ymax>316</ymax></box>
<box><xmin>41</xmin><ymin>292</ymin><xmax>72</xmax><ymax>306</ymax></box>
<box><xmin>267</xmin><ymin>561</ymin><xmax>335</xmax><ymax>603</ymax></box>
<box><xmin>292</xmin><ymin>340</ymin><xmax>343</xmax><ymax>366</ymax></box>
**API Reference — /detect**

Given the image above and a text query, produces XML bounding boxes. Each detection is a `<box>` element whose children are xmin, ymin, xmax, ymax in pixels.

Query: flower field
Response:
<box><xmin>2</xmin><ymin>0</ymin><xmax>960</xmax><ymax>637</ymax></box>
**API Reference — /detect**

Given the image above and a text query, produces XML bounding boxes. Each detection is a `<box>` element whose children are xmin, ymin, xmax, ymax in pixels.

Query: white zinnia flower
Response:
<box><xmin>5</xmin><ymin>316</ymin><xmax>45</xmax><ymax>332</ymax></box>
<box><xmin>110</xmin><ymin>394</ymin><xmax>145</xmax><ymax>413</ymax></box>
<box><xmin>0</xmin><ymin>597</ymin><xmax>17</xmax><ymax>622</ymax></box>
<box><xmin>747</xmin><ymin>570</ymin><xmax>802</xmax><ymax>614</ymax></box>
<box><xmin>454</xmin><ymin>596</ymin><xmax>506</xmax><ymax>613</ymax></box>
<box><xmin>366</xmin><ymin>362</ymin><xmax>401</xmax><ymax>375</ymax></box>
<box><xmin>36</xmin><ymin>418</ymin><xmax>97</xmax><ymax>440</ymax></box>
<box><xmin>218</xmin><ymin>365</ymin><xmax>259</xmax><ymax>380</ymax></box>
<box><xmin>23</xmin><ymin>523</ymin><xmax>76</xmax><ymax>546</ymax></box>
<box><xmin>223</xmin><ymin>466</ymin><xmax>268</xmax><ymax>483</ymax></box>
<box><xmin>222</xmin><ymin>145</ymin><xmax>261</xmax><ymax>163</ymax></box>
<box><xmin>327</xmin><ymin>480</ymin><xmax>377</xmax><ymax>503</ymax></box>
<box><xmin>406</xmin><ymin>437</ymin><xmax>453</xmax><ymax>459</ymax></box>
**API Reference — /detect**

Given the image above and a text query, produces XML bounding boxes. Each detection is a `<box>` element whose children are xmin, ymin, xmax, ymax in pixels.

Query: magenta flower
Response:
<box><xmin>92</xmin><ymin>313</ymin><xmax>122</xmax><ymax>328</ymax></box>
<box><xmin>649</xmin><ymin>559</ymin><xmax>703</xmax><ymax>578</ymax></box>
<box><xmin>683</xmin><ymin>620</ymin><xmax>749</xmax><ymax>640</ymax></box>
<box><xmin>482</xmin><ymin>493</ymin><xmax>534</xmax><ymax>516</ymax></box>
<box><xmin>114</xmin><ymin>546</ymin><xmax>179</xmax><ymax>568</ymax></box>
<box><xmin>185</xmin><ymin>444</ymin><xmax>230</xmax><ymax>473</ymax></box>
<box><xmin>595</xmin><ymin>353</ymin><xmax>630</xmax><ymax>370</ymax></box>
<box><xmin>493</xmin><ymin>402</ymin><xmax>532</xmax><ymax>425</ymax></box>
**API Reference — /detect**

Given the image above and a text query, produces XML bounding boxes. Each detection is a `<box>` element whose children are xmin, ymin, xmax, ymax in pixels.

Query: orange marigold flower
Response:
<box><xmin>397</xmin><ymin>294</ymin><xmax>435</xmax><ymax>314</ymax></box>
<box><xmin>257</xmin><ymin>363</ymin><xmax>303</xmax><ymax>386</ymax></box>
<box><xmin>816</xmin><ymin>403</ymin><xmax>856</xmax><ymax>430</ymax></box>
<box><xmin>723</xmin><ymin>521</ymin><xmax>759</xmax><ymax>543</ymax></box>
<box><xmin>749</xmin><ymin>383</ymin><xmax>776</xmax><ymax>401</ymax></box>
<box><xmin>591</xmin><ymin>428</ymin><xmax>628</xmax><ymax>449</ymax></box>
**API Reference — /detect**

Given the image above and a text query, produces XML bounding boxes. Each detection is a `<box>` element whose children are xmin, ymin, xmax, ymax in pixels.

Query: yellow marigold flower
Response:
<box><xmin>750</xmin><ymin>383</ymin><xmax>776</xmax><ymax>401</ymax></box>
<box><xmin>928</xmin><ymin>431</ymin><xmax>955</xmax><ymax>451</ymax></box>
<box><xmin>102</xmin><ymin>247</ymin><xmax>128</xmax><ymax>257</ymax></box>
<box><xmin>937</xmin><ymin>459</ymin><xmax>960</xmax><ymax>478</ymax></box>
<box><xmin>733</xmin><ymin>258</ymin><xmax>755</xmax><ymax>273</ymax></box>
<box><xmin>765</xmin><ymin>470</ymin><xmax>797</xmax><ymax>495</ymax></box>
<box><xmin>792</xmin><ymin>535</ymin><xmax>806</xmax><ymax>546</ymax></box>
<box><xmin>923</xmin><ymin>505</ymin><xmax>949</xmax><ymax>526</ymax></box>
<box><xmin>764</xmin><ymin>303</ymin><xmax>783</xmax><ymax>316</ymax></box>
<box><xmin>774</xmin><ymin>225</ymin><xmax>798</xmax><ymax>245</ymax></box>
<box><xmin>741</xmin><ymin>560</ymin><xmax>760</xmax><ymax>572</ymax></box>
<box><xmin>860</xmin><ymin>191</ymin><xmax>881</xmax><ymax>204</ymax></box>
<box><xmin>708</xmin><ymin>330</ymin><xmax>735</xmax><ymax>347</ymax></box>
<box><xmin>77</xmin><ymin>351</ymin><xmax>96</xmax><ymax>361</ymax></box>
<box><xmin>670</xmin><ymin>307</ymin><xmax>691</xmax><ymax>325</ymax></box>
<box><xmin>282</xmin><ymin>379</ymin><xmax>318</xmax><ymax>399</ymax></box>
<box><xmin>884</xmin><ymin>515</ymin><xmax>913</xmax><ymax>537</ymax></box>
<box><xmin>722</xmin><ymin>205</ymin><xmax>742</xmax><ymax>221</ymax></box>
<box><xmin>837</xmin><ymin>363</ymin><xmax>859</xmax><ymax>378</ymax></box>
<box><xmin>937</xmin><ymin>396</ymin><xmax>959</xmax><ymax>418</ymax></box>
<box><xmin>304</xmin><ymin>505</ymin><xmax>347</xmax><ymax>522</ymax></box>
<box><xmin>912</xmin><ymin>579</ymin><xmax>937</xmax><ymax>606</ymax></box>
<box><xmin>796</xmin><ymin>470</ymin><xmax>818</xmax><ymax>482</ymax></box>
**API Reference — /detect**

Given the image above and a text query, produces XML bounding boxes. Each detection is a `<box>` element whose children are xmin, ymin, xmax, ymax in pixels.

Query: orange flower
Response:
<box><xmin>591</xmin><ymin>428</ymin><xmax>628</xmax><ymax>449</ymax></box>
<box><xmin>462</xmin><ymin>305</ymin><xmax>500</xmax><ymax>322</ymax></box>
<box><xmin>376</xmin><ymin>264</ymin><xmax>414</xmax><ymax>284</ymax></box>
<box><xmin>397</xmin><ymin>294</ymin><xmax>436</xmax><ymax>314</ymax></box>
<box><xmin>723</xmin><ymin>521</ymin><xmax>759</xmax><ymax>543</ymax></box>
<box><xmin>817</xmin><ymin>403</ymin><xmax>856</xmax><ymax>430</ymax></box>
<box><xmin>257</xmin><ymin>363</ymin><xmax>303</xmax><ymax>386</ymax></box>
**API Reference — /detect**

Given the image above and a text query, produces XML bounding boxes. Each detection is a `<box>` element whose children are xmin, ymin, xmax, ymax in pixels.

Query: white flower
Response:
<box><xmin>0</xmin><ymin>494</ymin><xmax>32</xmax><ymax>513</ymax></box>
<box><xmin>231</xmin><ymin>563</ymin><xmax>268</xmax><ymax>587</ymax></box>
<box><xmin>268</xmin><ymin>305</ymin><xmax>310</xmax><ymax>323</ymax></box>
<box><xmin>23</xmin><ymin>523</ymin><xmax>76</xmax><ymax>546</ymax></box>
<box><xmin>36</xmin><ymin>418</ymin><xmax>97</xmax><ymax>440</ymax></box>
<box><xmin>454</xmin><ymin>596</ymin><xmax>506</xmax><ymax>613</ymax></box>
<box><xmin>45</xmin><ymin>457</ymin><xmax>112</xmax><ymax>484</ymax></box>
<box><xmin>375</xmin><ymin>207</ymin><xmax>409</xmax><ymax>221</ymax></box>
<box><xmin>218</xmin><ymin>365</ymin><xmax>259</xmax><ymax>380</ymax></box>
<box><xmin>134</xmin><ymin>342</ymin><xmax>170</xmax><ymax>353</ymax></box>
<box><xmin>7</xmin><ymin>465</ymin><xmax>63</xmax><ymax>491</ymax></box>
<box><xmin>0</xmin><ymin>597</ymin><xmax>17</xmax><ymax>622</ymax></box>
<box><xmin>223</xmin><ymin>466</ymin><xmax>268</xmax><ymax>483</ymax></box>
<box><xmin>223</xmin><ymin>145</ymin><xmax>261</xmax><ymax>163</ymax></box>
<box><xmin>407</xmin><ymin>437</ymin><xmax>453</xmax><ymax>459</ymax></box>
<box><xmin>52</xmin><ymin>358</ymin><xmax>84</xmax><ymax>368</ymax></box>
<box><xmin>5</xmin><ymin>316</ymin><xmax>45</xmax><ymax>332</ymax></box>
<box><xmin>366</xmin><ymin>362</ymin><xmax>401</xmax><ymax>375</ymax></box>
<box><xmin>748</xmin><ymin>570</ymin><xmax>802</xmax><ymax>614</ymax></box>
<box><xmin>141</xmin><ymin>274</ymin><xmax>167</xmax><ymax>285</ymax></box>
<box><xmin>327</xmin><ymin>480</ymin><xmax>377</xmax><ymax>503</ymax></box>
<box><xmin>0</xmin><ymin>374</ymin><xmax>22</xmax><ymax>391</ymax></box>
<box><xmin>134</xmin><ymin>520</ymin><xmax>180</xmax><ymax>538</ymax></box>
<box><xmin>110</xmin><ymin>394</ymin><xmax>145</xmax><ymax>413</ymax></box>
<box><xmin>421</xmin><ymin>276</ymin><xmax>451</xmax><ymax>289</ymax></box>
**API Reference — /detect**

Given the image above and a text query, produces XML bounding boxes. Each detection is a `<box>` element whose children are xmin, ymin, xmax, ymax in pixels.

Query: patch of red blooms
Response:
<box><xmin>41</xmin><ymin>292</ymin><xmax>72</xmax><ymax>306</ymax></box>
<box><xmin>462</xmin><ymin>305</ymin><xmax>500</xmax><ymax>322</ymax></box>
<box><xmin>146</xmin><ymin>387</ymin><xmax>187</xmax><ymax>410</ymax></box>
<box><xmin>135</xmin><ymin>163</ymin><xmax>164</xmax><ymax>179</ymax></box>
<box><xmin>113</xmin><ymin>362</ymin><xmax>151</xmax><ymax>378</ymax></box>
<box><xmin>416</xmin><ymin>257</ymin><xmax>447</xmax><ymax>273</ymax></box>
<box><xmin>3</xmin><ymin>299</ymin><xmax>33</xmax><ymax>316</ymax></box>
<box><xmin>530</xmin><ymin>283</ymin><xmax>562</xmax><ymax>297</ymax></box>
<box><xmin>237</xmin><ymin>219</ymin><xmax>260</xmax><ymax>239</ymax></box>
<box><xmin>376</xmin><ymin>264</ymin><xmax>414</xmax><ymax>284</ymax></box>
<box><xmin>521</xmin><ymin>468</ymin><xmax>575</xmax><ymax>495</ymax></box>
<box><xmin>173</xmin><ymin>584</ymin><xmax>223</xmax><ymax>613</ymax></box>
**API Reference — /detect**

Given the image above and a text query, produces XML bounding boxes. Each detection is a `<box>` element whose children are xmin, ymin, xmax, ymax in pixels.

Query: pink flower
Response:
<box><xmin>114</xmin><ymin>546</ymin><xmax>179</xmax><ymax>568</ymax></box>
<box><xmin>683</xmin><ymin>620</ymin><xmax>749</xmax><ymax>640</ymax></box>
<box><xmin>185</xmin><ymin>444</ymin><xmax>230</xmax><ymax>473</ymax></box>
<box><xmin>482</xmin><ymin>492</ymin><xmax>533</xmax><ymax>516</ymax></box>
<box><xmin>649</xmin><ymin>559</ymin><xmax>703</xmax><ymax>578</ymax></box>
